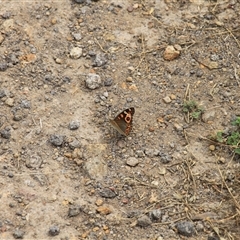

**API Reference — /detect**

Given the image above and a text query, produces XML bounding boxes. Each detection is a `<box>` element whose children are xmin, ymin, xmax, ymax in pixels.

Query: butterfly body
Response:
<box><xmin>109</xmin><ymin>107</ymin><xmax>135</xmax><ymax>136</ymax></box>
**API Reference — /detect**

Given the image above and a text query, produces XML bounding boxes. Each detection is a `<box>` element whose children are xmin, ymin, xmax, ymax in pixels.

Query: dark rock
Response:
<box><xmin>127</xmin><ymin>210</ymin><xmax>141</xmax><ymax>218</ymax></box>
<box><xmin>104</xmin><ymin>78</ymin><xmax>113</xmax><ymax>86</ymax></box>
<box><xmin>149</xmin><ymin>209</ymin><xmax>162</xmax><ymax>221</ymax></box>
<box><xmin>99</xmin><ymin>188</ymin><xmax>117</xmax><ymax>198</ymax></box>
<box><xmin>0</xmin><ymin>127</ymin><xmax>11</xmax><ymax>139</ymax></box>
<box><xmin>176</xmin><ymin>221</ymin><xmax>195</xmax><ymax>237</ymax></box>
<box><xmin>68</xmin><ymin>205</ymin><xmax>81</xmax><ymax>217</ymax></box>
<box><xmin>208</xmin><ymin>234</ymin><xmax>220</xmax><ymax>240</ymax></box>
<box><xmin>159</xmin><ymin>153</ymin><xmax>172</xmax><ymax>164</ymax></box>
<box><xmin>69</xmin><ymin>121</ymin><xmax>80</xmax><ymax>130</ymax></box>
<box><xmin>137</xmin><ymin>215</ymin><xmax>152</xmax><ymax>227</ymax></box>
<box><xmin>74</xmin><ymin>0</ymin><xmax>85</xmax><ymax>3</ymax></box>
<box><xmin>13</xmin><ymin>229</ymin><xmax>25</xmax><ymax>239</ymax></box>
<box><xmin>49</xmin><ymin>134</ymin><xmax>64</xmax><ymax>146</ymax></box>
<box><xmin>48</xmin><ymin>225</ymin><xmax>60</xmax><ymax>236</ymax></box>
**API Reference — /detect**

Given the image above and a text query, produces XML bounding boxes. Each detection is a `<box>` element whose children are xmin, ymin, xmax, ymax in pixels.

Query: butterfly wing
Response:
<box><xmin>110</xmin><ymin>108</ymin><xmax>135</xmax><ymax>136</ymax></box>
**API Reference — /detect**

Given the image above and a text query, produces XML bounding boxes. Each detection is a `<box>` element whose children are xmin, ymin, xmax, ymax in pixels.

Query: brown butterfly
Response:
<box><xmin>109</xmin><ymin>108</ymin><xmax>135</xmax><ymax>136</ymax></box>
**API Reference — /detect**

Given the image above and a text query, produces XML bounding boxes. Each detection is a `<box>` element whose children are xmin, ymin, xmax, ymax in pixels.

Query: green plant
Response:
<box><xmin>216</xmin><ymin>117</ymin><xmax>240</xmax><ymax>156</ymax></box>
<box><xmin>183</xmin><ymin>100</ymin><xmax>204</xmax><ymax>120</ymax></box>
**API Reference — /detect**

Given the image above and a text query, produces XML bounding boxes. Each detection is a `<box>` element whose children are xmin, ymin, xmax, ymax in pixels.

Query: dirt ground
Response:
<box><xmin>0</xmin><ymin>0</ymin><xmax>240</xmax><ymax>239</ymax></box>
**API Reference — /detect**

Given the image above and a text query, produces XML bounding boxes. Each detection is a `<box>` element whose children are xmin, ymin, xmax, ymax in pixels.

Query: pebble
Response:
<box><xmin>84</xmin><ymin>157</ymin><xmax>107</xmax><ymax>180</ymax></box>
<box><xmin>126</xmin><ymin>157</ymin><xmax>139</xmax><ymax>167</ymax></box>
<box><xmin>202</xmin><ymin>110</ymin><xmax>215</xmax><ymax>123</ymax></box>
<box><xmin>163</xmin><ymin>45</ymin><xmax>180</xmax><ymax>61</ymax></box>
<box><xmin>163</xmin><ymin>96</ymin><xmax>172</xmax><ymax>103</ymax></box>
<box><xmin>209</xmin><ymin>145</ymin><xmax>215</xmax><ymax>151</ymax></box>
<box><xmin>135</xmin><ymin>150</ymin><xmax>145</xmax><ymax>157</ymax></box>
<box><xmin>0</xmin><ymin>89</ymin><xmax>7</xmax><ymax>98</ymax></box>
<box><xmin>25</xmin><ymin>154</ymin><xmax>42</xmax><ymax>169</ymax></box>
<box><xmin>5</xmin><ymin>98</ymin><xmax>14</xmax><ymax>106</ymax></box>
<box><xmin>96</xmin><ymin>205</ymin><xmax>112</xmax><ymax>215</ymax></box>
<box><xmin>0</xmin><ymin>127</ymin><xmax>11</xmax><ymax>139</ymax></box>
<box><xmin>0</xmin><ymin>62</ymin><xmax>8</xmax><ymax>71</ymax></box>
<box><xmin>68</xmin><ymin>205</ymin><xmax>81</xmax><ymax>217</ymax></box>
<box><xmin>149</xmin><ymin>209</ymin><xmax>162</xmax><ymax>221</ymax></box>
<box><xmin>144</xmin><ymin>148</ymin><xmax>159</xmax><ymax>157</ymax></box>
<box><xmin>20</xmin><ymin>99</ymin><xmax>31</xmax><ymax>109</ymax></box>
<box><xmin>69</xmin><ymin>121</ymin><xmax>80</xmax><ymax>130</ymax></box>
<box><xmin>99</xmin><ymin>188</ymin><xmax>117</xmax><ymax>198</ymax></box>
<box><xmin>74</xmin><ymin>0</ymin><xmax>85</xmax><ymax>3</ymax></box>
<box><xmin>93</xmin><ymin>53</ymin><xmax>108</xmax><ymax>67</ymax></box>
<box><xmin>85</xmin><ymin>73</ymin><xmax>102</xmax><ymax>90</ymax></box>
<box><xmin>175</xmin><ymin>221</ymin><xmax>195</xmax><ymax>237</ymax></box>
<box><xmin>48</xmin><ymin>225</ymin><xmax>60</xmax><ymax>236</ymax></box>
<box><xmin>70</xmin><ymin>47</ymin><xmax>83</xmax><ymax>59</ymax></box>
<box><xmin>95</xmin><ymin>198</ymin><xmax>103</xmax><ymax>206</ymax></box>
<box><xmin>136</xmin><ymin>215</ymin><xmax>152</xmax><ymax>227</ymax></box>
<box><xmin>104</xmin><ymin>78</ymin><xmax>113</xmax><ymax>86</ymax></box>
<box><xmin>13</xmin><ymin>229</ymin><xmax>25</xmax><ymax>239</ymax></box>
<box><xmin>49</xmin><ymin>134</ymin><xmax>64</xmax><ymax>146</ymax></box>
<box><xmin>69</xmin><ymin>139</ymin><xmax>81</xmax><ymax>149</ymax></box>
<box><xmin>72</xmin><ymin>32</ymin><xmax>82</xmax><ymax>41</ymax></box>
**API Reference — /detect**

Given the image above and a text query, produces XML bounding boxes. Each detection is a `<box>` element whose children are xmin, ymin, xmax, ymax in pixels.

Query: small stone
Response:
<box><xmin>74</xmin><ymin>0</ymin><xmax>85</xmax><ymax>3</ymax></box>
<box><xmin>69</xmin><ymin>121</ymin><xmax>80</xmax><ymax>130</ymax></box>
<box><xmin>126</xmin><ymin>77</ymin><xmax>133</xmax><ymax>82</ymax></box>
<box><xmin>69</xmin><ymin>140</ymin><xmax>81</xmax><ymax>149</ymax></box>
<box><xmin>25</xmin><ymin>154</ymin><xmax>42</xmax><ymax>169</ymax></box>
<box><xmin>49</xmin><ymin>134</ymin><xmax>64</xmax><ymax>146</ymax></box>
<box><xmin>99</xmin><ymin>188</ymin><xmax>116</xmax><ymax>198</ymax></box>
<box><xmin>103</xmin><ymin>91</ymin><xmax>108</xmax><ymax>98</ymax></box>
<box><xmin>96</xmin><ymin>205</ymin><xmax>112</xmax><ymax>215</ymax></box>
<box><xmin>173</xmin><ymin>123</ymin><xmax>183</xmax><ymax>131</ymax></box>
<box><xmin>196</xmin><ymin>69</ymin><xmax>204</xmax><ymax>77</ymax></box>
<box><xmin>218</xmin><ymin>157</ymin><xmax>225</xmax><ymax>164</ymax></box>
<box><xmin>137</xmin><ymin>215</ymin><xmax>152</xmax><ymax>227</ymax></box>
<box><xmin>48</xmin><ymin>225</ymin><xmax>60</xmax><ymax>236</ymax></box>
<box><xmin>149</xmin><ymin>209</ymin><xmax>162</xmax><ymax>221</ymax></box>
<box><xmin>68</xmin><ymin>205</ymin><xmax>81</xmax><ymax>217</ymax></box>
<box><xmin>20</xmin><ymin>99</ymin><xmax>31</xmax><ymax>109</ymax></box>
<box><xmin>126</xmin><ymin>157</ymin><xmax>139</xmax><ymax>167</ymax></box>
<box><xmin>1</xmin><ymin>127</ymin><xmax>11</xmax><ymax>139</ymax></box>
<box><xmin>170</xmin><ymin>94</ymin><xmax>177</xmax><ymax>100</ymax></box>
<box><xmin>0</xmin><ymin>62</ymin><xmax>8</xmax><ymax>71</ymax></box>
<box><xmin>0</xmin><ymin>89</ymin><xmax>7</xmax><ymax>98</ymax></box>
<box><xmin>144</xmin><ymin>148</ymin><xmax>159</xmax><ymax>157</ymax></box>
<box><xmin>135</xmin><ymin>150</ymin><xmax>145</xmax><ymax>157</ymax></box>
<box><xmin>5</xmin><ymin>98</ymin><xmax>14</xmax><ymax>106</ymax></box>
<box><xmin>175</xmin><ymin>221</ymin><xmax>195</xmax><ymax>237</ymax></box>
<box><xmin>95</xmin><ymin>198</ymin><xmax>103</xmax><ymax>206</ymax></box>
<box><xmin>202</xmin><ymin>110</ymin><xmax>215</xmax><ymax>123</ymax></box>
<box><xmin>85</xmin><ymin>73</ymin><xmax>102</xmax><ymax>90</ymax></box>
<box><xmin>104</xmin><ymin>78</ymin><xmax>113</xmax><ymax>86</ymax></box>
<box><xmin>70</xmin><ymin>47</ymin><xmax>83</xmax><ymax>59</ymax></box>
<box><xmin>93</xmin><ymin>53</ymin><xmax>107</xmax><ymax>67</ymax></box>
<box><xmin>163</xmin><ymin>45</ymin><xmax>180</xmax><ymax>61</ymax></box>
<box><xmin>13</xmin><ymin>229</ymin><xmax>25</xmax><ymax>239</ymax></box>
<box><xmin>163</xmin><ymin>96</ymin><xmax>172</xmax><ymax>103</ymax></box>
<box><xmin>209</xmin><ymin>145</ymin><xmax>215</xmax><ymax>151</ymax></box>
<box><xmin>72</xmin><ymin>32</ymin><xmax>82</xmax><ymax>41</ymax></box>
<box><xmin>55</xmin><ymin>58</ymin><xmax>62</xmax><ymax>64</ymax></box>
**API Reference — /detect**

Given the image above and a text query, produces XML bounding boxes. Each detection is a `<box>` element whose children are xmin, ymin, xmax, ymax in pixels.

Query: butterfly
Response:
<box><xmin>109</xmin><ymin>107</ymin><xmax>135</xmax><ymax>136</ymax></box>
